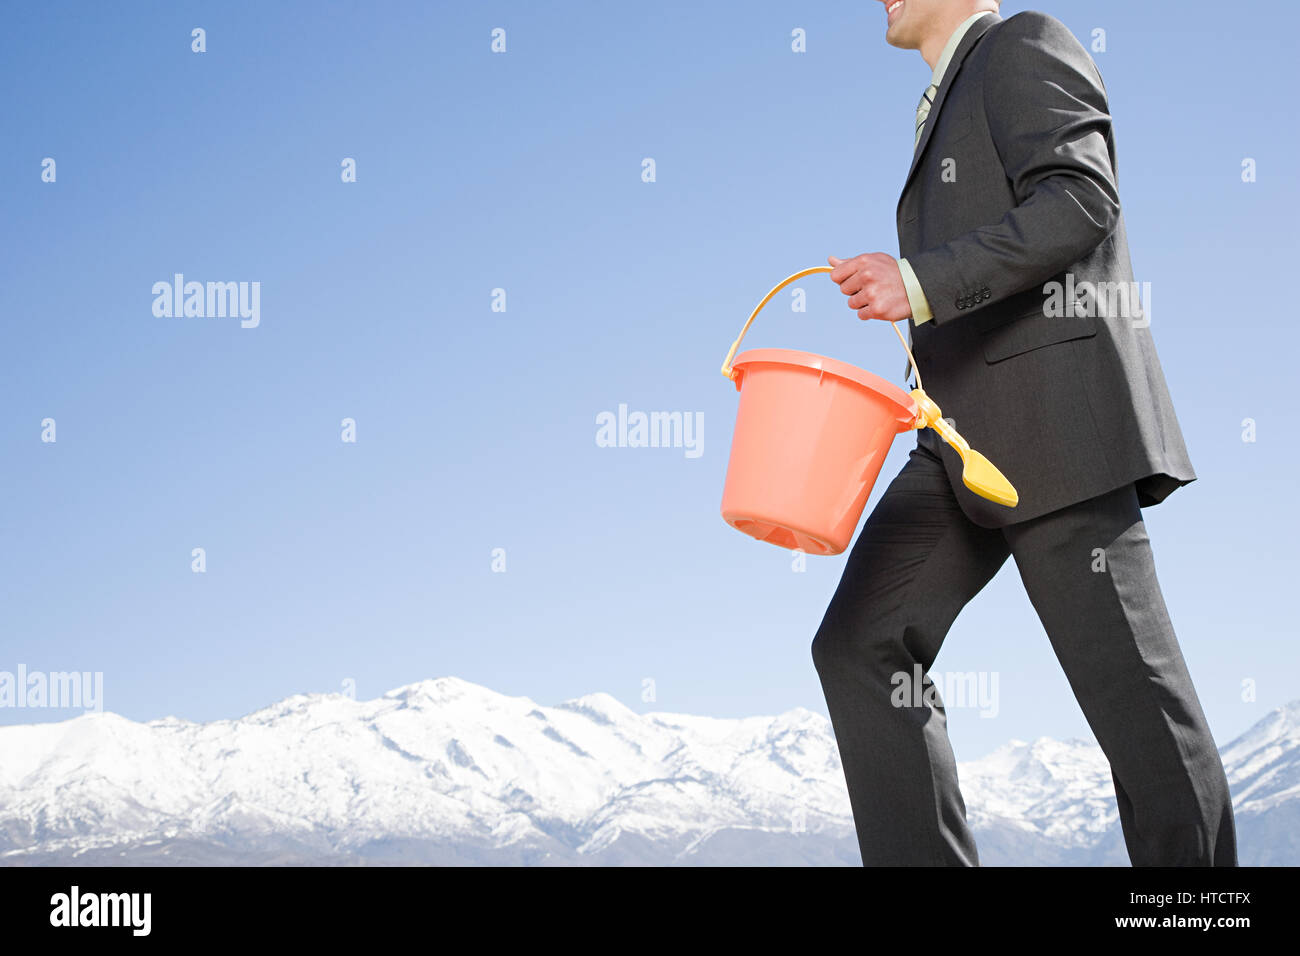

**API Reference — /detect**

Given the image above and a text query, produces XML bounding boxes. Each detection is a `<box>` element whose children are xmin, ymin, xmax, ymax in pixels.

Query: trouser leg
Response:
<box><xmin>1001</xmin><ymin>482</ymin><xmax>1237</xmax><ymax>866</ymax></box>
<box><xmin>812</xmin><ymin>440</ymin><xmax>1010</xmax><ymax>865</ymax></box>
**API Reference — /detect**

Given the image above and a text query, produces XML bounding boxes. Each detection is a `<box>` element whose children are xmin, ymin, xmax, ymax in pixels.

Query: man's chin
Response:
<box><xmin>884</xmin><ymin>25</ymin><xmax>913</xmax><ymax>50</ymax></box>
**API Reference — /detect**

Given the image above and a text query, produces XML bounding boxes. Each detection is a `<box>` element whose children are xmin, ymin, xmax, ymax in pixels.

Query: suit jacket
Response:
<box><xmin>897</xmin><ymin>10</ymin><xmax>1196</xmax><ymax>529</ymax></box>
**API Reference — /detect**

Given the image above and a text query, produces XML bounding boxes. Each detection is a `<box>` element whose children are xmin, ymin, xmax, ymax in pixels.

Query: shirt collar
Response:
<box><xmin>930</xmin><ymin>10</ymin><xmax>995</xmax><ymax>89</ymax></box>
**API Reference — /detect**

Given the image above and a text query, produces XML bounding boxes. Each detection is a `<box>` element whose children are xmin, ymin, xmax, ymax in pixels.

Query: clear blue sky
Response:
<box><xmin>2</xmin><ymin>0</ymin><xmax>1296</xmax><ymax>761</ymax></box>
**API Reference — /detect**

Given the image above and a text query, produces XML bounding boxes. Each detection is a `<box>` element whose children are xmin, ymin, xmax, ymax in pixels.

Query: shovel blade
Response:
<box><xmin>961</xmin><ymin>451</ymin><xmax>1019</xmax><ymax>508</ymax></box>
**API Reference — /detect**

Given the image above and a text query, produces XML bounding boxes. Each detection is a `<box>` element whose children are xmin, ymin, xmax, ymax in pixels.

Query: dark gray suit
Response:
<box><xmin>813</xmin><ymin>11</ymin><xmax>1236</xmax><ymax>866</ymax></box>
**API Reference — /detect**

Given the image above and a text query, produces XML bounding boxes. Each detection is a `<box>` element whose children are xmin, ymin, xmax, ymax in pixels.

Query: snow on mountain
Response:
<box><xmin>962</xmin><ymin>737</ymin><xmax>1117</xmax><ymax>845</ymax></box>
<box><xmin>1217</xmin><ymin>699</ymin><xmax>1300</xmax><ymax>866</ymax></box>
<box><xmin>1220</xmin><ymin>699</ymin><xmax>1300</xmax><ymax>809</ymax></box>
<box><xmin>0</xmin><ymin>678</ymin><xmax>854</xmax><ymax>865</ymax></box>
<box><xmin>0</xmin><ymin>680</ymin><xmax>1293</xmax><ymax>865</ymax></box>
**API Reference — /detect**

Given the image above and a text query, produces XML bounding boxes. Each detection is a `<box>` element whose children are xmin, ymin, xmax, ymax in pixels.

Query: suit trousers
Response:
<box><xmin>811</xmin><ymin>433</ymin><xmax>1237</xmax><ymax>866</ymax></box>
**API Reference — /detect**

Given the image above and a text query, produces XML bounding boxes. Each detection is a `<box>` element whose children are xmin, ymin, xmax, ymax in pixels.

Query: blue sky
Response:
<box><xmin>1</xmin><ymin>0</ymin><xmax>1296</xmax><ymax>760</ymax></box>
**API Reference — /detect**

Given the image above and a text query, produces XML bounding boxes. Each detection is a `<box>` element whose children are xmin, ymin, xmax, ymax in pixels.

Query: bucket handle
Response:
<box><xmin>719</xmin><ymin>265</ymin><xmax>923</xmax><ymax>392</ymax></box>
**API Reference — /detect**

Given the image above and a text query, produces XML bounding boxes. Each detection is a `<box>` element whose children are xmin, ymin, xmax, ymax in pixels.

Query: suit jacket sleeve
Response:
<box><xmin>904</xmin><ymin>13</ymin><xmax>1121</xmax><ymax>327</ymax></box>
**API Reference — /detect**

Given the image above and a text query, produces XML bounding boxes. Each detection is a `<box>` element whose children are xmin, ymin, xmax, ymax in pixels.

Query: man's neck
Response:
<box><xmin>920</xmin><ymin>8</ymin><xmax>988</xmax><ymax>71</ymax></box>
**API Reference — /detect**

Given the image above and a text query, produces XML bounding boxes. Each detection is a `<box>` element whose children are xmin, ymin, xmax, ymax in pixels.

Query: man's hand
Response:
<box><xmin>827</xmin><ymin>253</ymin><xmax>912</xmax><ymax>322</ymax></box>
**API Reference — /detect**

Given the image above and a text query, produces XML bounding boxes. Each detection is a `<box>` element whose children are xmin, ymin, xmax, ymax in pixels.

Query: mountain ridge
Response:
<box><xmin>0</xmin><ymin>679</ymin><xmax>1292</xmax><ymax>866</ymax></box>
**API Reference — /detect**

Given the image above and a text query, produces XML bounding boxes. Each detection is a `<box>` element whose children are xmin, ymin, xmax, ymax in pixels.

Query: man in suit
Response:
<box><xmin>811</xmin><ymin>0</ymin><xmax>1237</xmax><ymax>865</ymax></box>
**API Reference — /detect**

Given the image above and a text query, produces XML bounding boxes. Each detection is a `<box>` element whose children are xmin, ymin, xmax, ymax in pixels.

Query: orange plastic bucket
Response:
<box><xmin>720</xmin><ymin>267</ymin><xmax>1019</xmax><ymax>556</ymax></box>
<box><xmin>722</xmin><ymin>347</ymin><xmax>918</xmax><ymax>555</ymax></box>
<box><xmin>718</xmin><ymin>266</ymin><xmax>921</xmax><ymax>556</ymax></box>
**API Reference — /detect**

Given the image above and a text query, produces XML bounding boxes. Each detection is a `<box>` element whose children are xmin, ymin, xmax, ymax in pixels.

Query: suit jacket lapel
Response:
<box><xmin>897</xmin><ymin>13</ymin><xmax>1000</xmax><ymax>211</ymax></box>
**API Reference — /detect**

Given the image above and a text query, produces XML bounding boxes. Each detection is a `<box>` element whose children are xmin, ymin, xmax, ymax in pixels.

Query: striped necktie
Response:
<box><xmin>914</xmin><ymin>82</ymin><xmax>938</xmax><ymax>152</ymax></box>
<box><xmin>903</xmin><ymin>82</ymin><xmax>939</xmax><ymax>382</ymax></box>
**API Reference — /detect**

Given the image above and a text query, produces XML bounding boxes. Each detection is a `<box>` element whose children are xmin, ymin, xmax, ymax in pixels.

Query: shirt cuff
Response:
<box><xmin>898</xmin><ymin>257</ymin><xmax>934</xmax><ymax>325</ymax></box>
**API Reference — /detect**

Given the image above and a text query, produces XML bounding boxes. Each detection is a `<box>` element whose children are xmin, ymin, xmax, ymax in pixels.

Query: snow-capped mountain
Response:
<box><xmin>0</xmin><ymin>680</ymin><xmax>1293</xmax><ymax>866</ymax></box>
<box><xmin>1217</xmin><ymin>700</ymin><xmax>1300</xmax><ymax>866</ymax></box>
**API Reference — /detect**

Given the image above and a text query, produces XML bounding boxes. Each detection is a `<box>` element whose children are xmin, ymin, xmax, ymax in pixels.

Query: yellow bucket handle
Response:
<box><xmin>719</xmin><ymin>265</ymin><xmax>923</xmax><ymax>393</ymax></box>
<box><xmin>720</xmin><ymin>265</ymin><xmax>1019</xmax><ymax>508</ymax></box>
